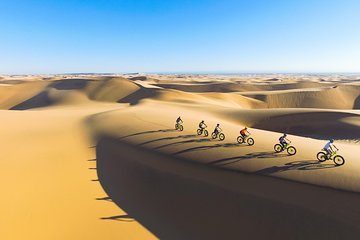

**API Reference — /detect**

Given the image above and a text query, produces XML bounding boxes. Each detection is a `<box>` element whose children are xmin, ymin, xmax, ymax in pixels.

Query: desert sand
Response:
<box><xmin>1</xmin><ymin>74</ymin><xmax>360</xmax><ymax>239</ymax></box>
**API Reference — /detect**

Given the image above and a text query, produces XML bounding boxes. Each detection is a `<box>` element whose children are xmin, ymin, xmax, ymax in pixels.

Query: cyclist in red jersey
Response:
<box><xmin>240</xmin><ymin>127</ymin><xmax>250</xmax><ymax>138</ymax></box>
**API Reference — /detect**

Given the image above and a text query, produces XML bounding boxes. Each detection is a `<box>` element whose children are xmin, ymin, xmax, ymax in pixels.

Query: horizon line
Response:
<box><xmin>1</xmin><ymin>71</ymin><xmax>360</xmax><ymax>76</ymax></box>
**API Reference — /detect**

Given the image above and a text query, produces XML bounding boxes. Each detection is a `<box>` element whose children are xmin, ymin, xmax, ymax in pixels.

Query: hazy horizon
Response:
<box><xmin>2</xmin><ymin>71</ymin><xmax>360</xmax><ymax>76</ymax></box>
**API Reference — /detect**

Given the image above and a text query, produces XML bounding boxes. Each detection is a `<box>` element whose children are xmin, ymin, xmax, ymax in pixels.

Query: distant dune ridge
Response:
<box><xmin>1</xmin><ymin>74</ymin><xmax>360</xmax><ymax>239</ymax></box>
<box><xmin>2</xmin><ymin>75</ymin><xmax>360</xmax><ymax>139</ymax></box>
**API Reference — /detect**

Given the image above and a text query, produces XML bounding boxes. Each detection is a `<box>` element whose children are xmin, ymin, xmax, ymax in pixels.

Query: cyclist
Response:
<box><xmin>176</xmin><ymin>116</ymin><xmax>183</xmax><ymax>125</ymax></box>
<box><xmin>240</xmin><ymin>127</ymin><xmax>250</xmax><ymax>138</ymax></box>
<box><xmin>279</xmin><ymin>133</ymin><xmax>290</xmax><ymax>148</ymax></box>
<box><xmin>199</xmin><ymin>120</ymin><xmax>207</xmax><ymax>130</ymax></box>
<box><xmin>323</xmin><ymin>139</ymin><xmax>338</xmax><ymax>155</ymax></box>
<box><xmin>214</xmin><ymin>124</ymin><xmax>222</xmax><ymax>135</ymax></box>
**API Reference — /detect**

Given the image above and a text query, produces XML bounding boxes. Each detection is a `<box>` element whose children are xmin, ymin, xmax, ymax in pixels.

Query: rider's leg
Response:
<box><xmin>325</xmin><ymin>148</ymin><xmax>332</xmax><ymax>156</ymax></box>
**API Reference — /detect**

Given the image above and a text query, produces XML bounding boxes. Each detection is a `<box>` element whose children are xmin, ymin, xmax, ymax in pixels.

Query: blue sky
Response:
<box><xmin>0</xmin><ymin>0</ymin><xmax>359</xmax><ymax>74</ymax></box>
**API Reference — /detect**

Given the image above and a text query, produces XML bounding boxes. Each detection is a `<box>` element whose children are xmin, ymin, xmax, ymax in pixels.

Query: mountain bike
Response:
<box><xmin>237</xmin><ymin>134</ymin><xmax>254</xmax><ymax>146</ymax></box>
<box><xmin>274</xmin><ymin>142</ymin><xmax>296</xmax><ymax>155</ymax></box>
<box><xmin>317</xmin><ymin>150</ymin><xmax>345</xmax><ymax>166</ymax></box>
<box><xmin>211</xmin><ymin>131</ymin><xmax>225</xmax><ymax>141</ymax></box>
<box><xmin>197</xmin><ymin>128</ymin><xmax>209</xmax><ymax>137</ymax></box>
<box><xmin>175</xmin><ymin>123</ymin><xmax>184</xmax><ymax>131</ymax></box>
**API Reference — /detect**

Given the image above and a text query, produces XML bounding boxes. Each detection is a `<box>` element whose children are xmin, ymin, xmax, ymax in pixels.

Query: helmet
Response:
<box><xmin>283</xmin><ymin>133</ymin><xmax>287</xmax><ymax>137</ymax></box>
<box><xmin>201</xmin><ymin>120</ymin><xmax>204</xmax><ymax>123</ymax></box>
<box><xmin>217</xmin><ymin>123</ymin><xmax>220</xmax><ymax>126</ymax></box>
<box><xmin>330</xmin><ymin>139</ymin><xmax>334</xmax><ymax>143</ymax></box>
<box><xmin>244</xmin><ymin>127</ymin><xmax>248</xmax><ymax>130</ymax></box>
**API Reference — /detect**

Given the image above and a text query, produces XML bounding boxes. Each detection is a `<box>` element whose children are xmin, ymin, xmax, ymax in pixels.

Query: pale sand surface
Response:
<box><xmin>0</xmin><ymin>74</ymin><xmax>360</xmax><ymax>239</ymax></box>
<box><xmin>0</xmin><ymin>107</ymin><xmax>155</xmax><ymax>240</ymax></box>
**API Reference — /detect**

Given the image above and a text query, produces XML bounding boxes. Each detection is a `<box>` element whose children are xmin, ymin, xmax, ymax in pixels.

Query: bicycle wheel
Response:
<box><xmin>197</xmin><ymin>129</ymin><xmax>202</xmax><ymax>135</ymax></box>
<box><xmin>247</xmin><ymin>138</ymin><xmax>254</xmax><ymax>146</ymax></box>
<box><xmin>237</xmin><ymin>136</ymin><xmax>244</xmax><ymax>144</ymax></box>
<box><xmin>316</xmin><ymin>152</ymin><xmax>327</xmax><ymax>162</ymax></box>
<box><xmin>204</xmin><ymin>130</ymin><xmax>209</xmax><ymax>137</ymax></box>
<box><xmin>219</xmin><ymin>133</ymin><xmax>225</xmax><ymax>141</ymax></box>
<box><xmin>333</xmin><ymin>155</ymin><xmax>345</xmax><ymax>166</ymax></box>
<box><xmin>287</xmin><ymin>146</ymin><xmax>297</xmax><ymax>156</ymax></box>
<box><xmin>179</xmin><ymin>125</ymin><xmax>184</xmax><ymax>131</ymax></box>
<box><xmin>287</xmin><ymin>146</ymin><xmax>296</xmax><ymax>156</ymax></box>
<box><xmin>274</xmin><ymin>144</ymin><xmax>283</xmax><ymax>153</ymax></box>
<box><xmin>211</xmin><ymin>132</ymin><xmax>217</xmax><ymax>139</ymax></box>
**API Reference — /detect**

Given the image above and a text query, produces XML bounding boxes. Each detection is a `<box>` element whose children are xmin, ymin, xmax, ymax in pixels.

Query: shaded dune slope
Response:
<box><xmin>0</xmin><ymin>81</ymin><xmax>50</xmax><ymax>109</ymax></box>
<box><xmin>221</xmin><ymin>109</ymin><xmax>360</xmax><ymax>140</ymax></box>
<box><xmin>9</xmin><ymin>78</ymin><xmax>96</xmax><ymax>109</ymax></box>
<box><xmin>252</xmin><ymin>111</ymin><xmax>360</xmax><ymax>140</ymax></box>
<box><xmin>354</xmin><ymin>95</ymin><xmax>360</xmax><ymax>109</ymax></box>
<box><xmin>97</xmin><ymin>136</ymin><xmax>360</xmax><ymax>240</ymax></box>
<box><xmin>244</xmin><ymin>85</ymin><xmax>360</xmax><ymax>109</ymax></box>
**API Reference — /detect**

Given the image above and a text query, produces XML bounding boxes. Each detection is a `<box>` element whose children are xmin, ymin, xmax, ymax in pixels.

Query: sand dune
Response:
<box><xmin>218</xmin><ymin>108</ymin><xmax>360</xmax><ymax>140</ymax></box>
<box><xmin>242</xmin><ymin>85</ymin><xmax>360</xmax><ymax>109</ymax></box>
<box><xmin>86</xmin><ymin>101</ymin><xmax>360</xmax><ymax>238</ymax></box>
<box><xmin>0</xmin><ymin>81</ymin><xmax>50</xmax><ymax>109</ymax></box>
<box><xmin>86</xmin><ymin>102</ymin><xmax>360</xmax><ymax>191</ymax></box>
<box><xmin>154</xmin><ymin>81</ymin><xmax>327</xmax><ymax>93</ymax></box>
<box><xmin>85</xmin><ymin>77</ymin><xmax>140</xmax><ymax>102</ymax></box>
<box><xmin>1</xmin><ymin>74</ymin><xmax>360</xmax><ymax>239</ymax></box>
<box><xmin>96</xmin><ymin>136</ymin><xmax>360</xmax><ymax>239</ymax></box>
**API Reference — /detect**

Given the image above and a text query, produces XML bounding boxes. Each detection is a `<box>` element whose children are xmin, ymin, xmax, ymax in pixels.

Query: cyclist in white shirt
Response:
<box><xmin>323</xmin><ymin>139</ymin><xmax>338</xmax><ymax>155</ymax></box>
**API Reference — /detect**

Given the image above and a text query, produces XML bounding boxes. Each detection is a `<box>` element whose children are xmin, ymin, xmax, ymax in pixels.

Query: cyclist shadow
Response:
<box><xmin>173</xmin><ymin>142</ymin><xmax>243</xmax><ymax>155</ymax></box>
<box><xmin>96</xmin><ymin>196</ymin><xmax>112</xmax><ymax>202</ymax></box>
<box><xmin>255</xmin><ymin>160</ymin><xmax>338</xmax><ymax>175</ymax></box>
<box><xmin>258</xmin><ymin>152</ymin><xmax>289</xmax><ymax>159</ymax></box>
<box><xmin>100</xmin><ymin>214</ymin><xmax>135</xmax><ymax>222</ymax></box>
<box><xmin>118</xmin><ymin>129</ymin><xmax>175</xmax><ymax>139</ymax></box>
<box><xmin>140</xmin><ymin>134</ymin><xmax>196</xmax><ymax>146</ymax></box>
<box><xmin>155</xmin><ymin>138</ymin><xmax>212</xmax><ymax>150</ymax></box>
<box><xmin>209</xmin><ymin>151</ymin><xmax>277</xmax><ymax>166</ymax></box>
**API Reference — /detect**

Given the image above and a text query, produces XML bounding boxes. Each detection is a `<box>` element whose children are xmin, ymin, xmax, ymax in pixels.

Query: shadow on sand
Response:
<box><xmin>118</xmin><ymin>129</ymin><xmax>175</xmax><ymax>140</ymax></box>
<box><xmin>96</xmin><ymin>196</ymin><xmax>113</xmax><ymax>202</ymax></box>
<box><xmin>100</xmin><ymin>214</ymin><xmax>134</xmax><ymax>222</ymax></box>
<box><xmin>10</xmin><ymin>79</ymin><xmax>95</xmax><ymax>110</ymax></box>
<box><xmin>255</xmin><ymin>160</ymin><xmax>338</xmax><ymax>175</ymax></box>
<box><xmin>209</xmin><ymin>151</ymin><xmax>287</xmax><ymax>166</ymax></box>
<box><xmin>140</xmin><ymin>134</ymin><xmax>196</xmax><ymax>146</ymax></box>
<box><xmin>173</xmin><ymin>142</ymin><xmax>242</xmax><ymax>155</ymax></box>
<box><xmin>354</xmin><ymin>95</ymin><xmax>360</xmax><ymax>109</ymax></box>
<box><xmin>95</xmin><ymin>137</ymin><xmax>360</xmax><ymax>239</ymax></box>
<box><xmin>155</xmin><ymin>137</ymin><xmax>212</xmax><ymax>150</ymax></box>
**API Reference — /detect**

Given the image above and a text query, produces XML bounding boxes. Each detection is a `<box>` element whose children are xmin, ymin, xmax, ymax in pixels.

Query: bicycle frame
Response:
<box><xmin>326</xmin><ymin>150</ymin><xmax>337</xmax><ymax>159</ymax></box>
